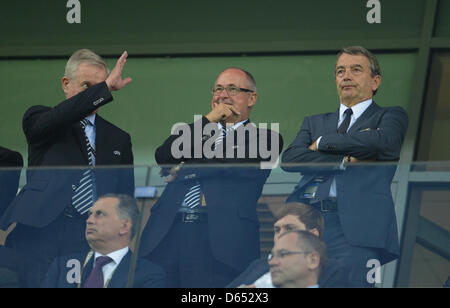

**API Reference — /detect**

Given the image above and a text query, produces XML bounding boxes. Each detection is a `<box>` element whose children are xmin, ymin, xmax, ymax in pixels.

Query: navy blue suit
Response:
<box><xmin>42</xmin><ymin>250</ymin><xmax>166</xmax><ymax>288</ymax></box>
<box><xmin>139</xmin><ymin>116</ymin><xmax>283</xmax><ymax>287</ymax></box>
<box><xmin>282</xmin><ymin>103</ymin><xmax>408</xmax><ymax>265</ymax></box>
<box><xmin>0</xmin><ymin>82</ymin><xmax>134</xmax><ymax>287</ymax></box>
<box><xmin>0</xmin><ymin>147</ymin><xmax>23</xmax><ymax>218</ymax></box>
<box><xmin>227</xmin><ymin>257</ymin><xmax>348</xmax><ymax>288</ymax></box>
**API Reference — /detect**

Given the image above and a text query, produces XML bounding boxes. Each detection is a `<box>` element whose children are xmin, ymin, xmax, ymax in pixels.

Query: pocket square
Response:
<box><xmin>359</xmin><ymin>128</ymin><xmax>371</xmax><ymax>132</ymax></box>
<box><xmin>113</xmin><ymin>150</ymin><xmax>121</xmax><ymax>156</ymax></box>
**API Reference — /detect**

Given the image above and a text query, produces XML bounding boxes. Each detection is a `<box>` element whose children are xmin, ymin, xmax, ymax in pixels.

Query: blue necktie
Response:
<box><xmin>315</xmin><ymin>108</ymin><xmax>353</xmax><ymax>200</ymax></box>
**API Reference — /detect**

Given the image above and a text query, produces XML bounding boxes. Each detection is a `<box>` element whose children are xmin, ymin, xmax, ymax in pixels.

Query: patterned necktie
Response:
<box><xmin>183</xmin><ymin>126</ymin><xmax>231</xmax><ymax>209</ymax></box>
<box><xmin>83</xmin><ymin>256</ymin><xmax>113</xmax><ymax>288</ymax></box>
<box><xmin>73</xmin><ymin>119</ymin><xmax>97</xmax><ymax>215</ymax></box>
<box><xmin>214</xmin><ymin>125</ymin><xmax>229</xmax><ymax>147</ymax></box>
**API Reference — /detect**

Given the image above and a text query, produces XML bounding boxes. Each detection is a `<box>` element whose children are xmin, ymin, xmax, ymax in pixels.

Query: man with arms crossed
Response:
<box><xmin>282</xmin><ymin>46</ymin><xmax>408</xmax><ymax>287</ymax></box>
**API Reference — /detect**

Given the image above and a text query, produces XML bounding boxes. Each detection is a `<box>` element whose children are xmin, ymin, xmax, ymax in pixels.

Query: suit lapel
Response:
<box><xmin>347</xmin><ymin>102</ymin><xmax>381</xmax><ymax>134</ymax></box>
<box><xmin>80</xmin><ymin>252</ymin><xmax>95</xmax><ymax>287</ymax></box>
<box><xmin>107</xmin><ymin>251</ymin><xmax>133</xmax><ymax>288</ymax></box>
<box><xmin>73</xmin><ymin>122</ymin><xmax>90</xmax><ymax>165</ymax></box>
<box><xmin>95</xmin><ymin>115</ymin><xmax>109</xmax><ymax>165</ymax></box>
<box><xmin>324</xmin><ymin>110</ymin><xmax>339</xmax><ymax>135</ymax></box>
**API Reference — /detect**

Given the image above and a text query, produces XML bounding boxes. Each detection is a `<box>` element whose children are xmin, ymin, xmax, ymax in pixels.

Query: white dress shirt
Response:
<box><xmin>253</xmin><ymin>271</ymin><xmax>275</xmax><ymax>288</ymax></box>
<box><xmin>83</xmin><ymin>114</ymin><xmax>96</xmax><ymax>165</ymax></box>
<box><xmin>318</xmin><ymin>99</ymin><xmax>373</xmax><ymax>197</ymax></box>
<box><xmin>217</xmin><ymin>118</ymin><xmax>248</xmax><ymax>131</ymax></box>
<box><xmin>93</xmin><ymin>246</ymin><xmax>129</xmax><ymax>287</ymax></box>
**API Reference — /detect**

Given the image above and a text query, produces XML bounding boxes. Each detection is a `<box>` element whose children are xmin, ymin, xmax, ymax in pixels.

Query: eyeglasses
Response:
<box><xmin>267</xmin><ymin>250</ymin><xmax>312</xmax><ymax>261</ymax></box>
<box><xmin>211</xmin><ymin>85</ymin><xmax>254</xmax><ymax>96</ymax></box>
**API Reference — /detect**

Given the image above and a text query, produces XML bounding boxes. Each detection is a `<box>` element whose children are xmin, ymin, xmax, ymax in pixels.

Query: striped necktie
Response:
<box><xmin>214</xmin><ymin>125</ymin><xmax>229</xmax><ymax>147</ymax></box>
<box><xmin>182</xmin><ymin>125</ymin><xmax>231</xmax><ymax>209</ymax></box>
<box><xmin>73</xmin><ymin>119</ymin><xmax>97</xmax><ymax>215</ymax></box>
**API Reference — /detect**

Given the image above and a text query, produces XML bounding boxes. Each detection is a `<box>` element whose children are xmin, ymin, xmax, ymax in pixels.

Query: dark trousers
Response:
<box><xmin>322</xmin><ymin>212</ymin><xmax>380</xmax><ymax>288</ymax></box>
<box><xmin>146</xmin><ymin>220</ymin><xmax>239</xmax><ymax>288</ymax></box>
<box><xmin>5</xmin><ymin>212</ymin><xmax>90</xmax><ymax>288</ymax></box>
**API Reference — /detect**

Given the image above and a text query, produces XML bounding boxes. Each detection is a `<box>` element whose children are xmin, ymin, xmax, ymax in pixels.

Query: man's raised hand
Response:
<box><xmin>106</xmin><ymin>51</ymin><xmax>132</xmax><ymax>91</ymax></box>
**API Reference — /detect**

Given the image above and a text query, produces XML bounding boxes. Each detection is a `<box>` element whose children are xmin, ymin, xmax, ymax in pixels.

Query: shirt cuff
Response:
<box><xmin>316</xmin><ymin>136</ymin><xmax>322</xmax><ymax>149</ymax></box>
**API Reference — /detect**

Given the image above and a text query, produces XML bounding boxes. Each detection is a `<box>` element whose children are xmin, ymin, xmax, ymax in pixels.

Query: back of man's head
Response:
<box><xmin>275</xmin><ymin>203</ymin><xmax>324</xmax><ymax>238</ymax></box>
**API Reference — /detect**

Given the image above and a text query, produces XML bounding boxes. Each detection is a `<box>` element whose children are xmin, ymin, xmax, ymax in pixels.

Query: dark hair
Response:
<box><xmin>100</xmin><ymin>194</ymin><xmax>140</xmax><ymax>240</ymax></box>
<box><xmin>280</xmin><ymin>230</ymin><xmax>328</xmax><ymax>274</ymax></box>
<box><xmin>336</xmin><ymin>46</ymin><xmax>381</xmax><ymax>95</ymax></box>
<box><xmin>275</xmin><ymin>203</ymin><xmax>324</xmax><ymax>238</ymax></box>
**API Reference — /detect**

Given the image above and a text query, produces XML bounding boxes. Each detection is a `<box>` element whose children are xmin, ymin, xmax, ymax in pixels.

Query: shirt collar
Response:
<box><xmin>94</xmin><ymin>247</ymin><xmax>129</xmax><ymax>265</ymax></box>
<box><xmin>85</xmin><ymin>114</ymin><xmax>96</xmax><ymax>127</ymax></box>
<box><xmin>339</xmin><ymin>98</ymin><xmax>372</xmax><ymax>121</ymax></box>
<box><xmin>218</xmin><ymin>118</ymin><xmax>248</xmax><ymax>130</ymax></box>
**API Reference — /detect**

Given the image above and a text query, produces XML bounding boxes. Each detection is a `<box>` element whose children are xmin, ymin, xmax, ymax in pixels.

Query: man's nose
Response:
<box><xmin>219</xmin><ymin>88</ymin><xmax>230</xmax><ymax>99</ymax></box>
<box><xmin>268</xmin><ymin>256</ymin><xmax>278</xmax><ymax>267</ymax></box>
<box><xmin>342</xmin><ymin>69</ymin><xmax>353</xmax><ymax>80</ymax></box>
<box><xmin>86</xmin><ymin>214</ymin><xmax>94</xmax><ymax>224</ymax></box>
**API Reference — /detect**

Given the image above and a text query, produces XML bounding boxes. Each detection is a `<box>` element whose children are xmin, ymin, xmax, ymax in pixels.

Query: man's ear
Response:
<box><xmin>248</xmin><ymin>92</ymin><xmax>258</xmax><ymax>108</ymax></box>
<box><xmin>307</xmin><ymin>251</ymin><xmax>321</xmax><ymax>271</ymax></box>
<box><xmin>372</xmin><ymin>75</ymin><xmax>381</xmax><ymax>92</ymax></box>
<box><xmin>119</xmin><ymin>219</ymin><xmax>132</xmax><ymax>237</ymax></box>
<box><xmin>309</xmin><ymin>228</ymin><xmax>320</xmax><ymax>238</ymax></box>
<box><xmin>62</xmin><ymin>76</ymin><xmax>70</xmax><ymax>95</ymax></box>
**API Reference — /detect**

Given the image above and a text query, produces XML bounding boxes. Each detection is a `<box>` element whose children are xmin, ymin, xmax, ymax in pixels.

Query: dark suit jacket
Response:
<box><xmin>0</xmin><ymin>147</ymin><xmax>23</xmax><ymax>217</ymax></box>
<box><xmin>226</xmin><ymin>257</ymin><xmax>349</xmax><ymax>288</ymax></box>
<box><xmin>282</xmin><ymin>103</ymin><xmax>408</xmax><ymax>264</ymax></box>
<box><xmin>140</xmin><ymin>116</ymin><xmax>283</xmax><ymax>272</ymax></box>
<box><xmin>41</xmin><ymin>250</ymin><xmax>166</xmax><ymax>288</ymax></box>
<box><xmin>0</xmin><ymin>82</ymin><xmax>134</xmax><ymax>229</ymax></box>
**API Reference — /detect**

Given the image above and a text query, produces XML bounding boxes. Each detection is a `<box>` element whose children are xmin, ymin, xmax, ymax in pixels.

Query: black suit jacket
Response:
<box><xmin>226</xmin><ymin>257</ymin><xmax>349</xmax><ymax>288</ymax></box>
<box><xmin>0</xmin><ymin>82</ymin><xmax>134</xmax><ymax>229</ymax></box>
<box><xmin>140</xmin><ymin>116</ymin><xmax>283</xmax><ymax>272</ymax></box>
<box><xmin>41</xmin><ymin>250</ymin><xmax>166</xmax><ymax>288</ymax></box>
<box><xmin>282</xmin><ymin>103</ymin><xmax>408</xmax><ymax>264</ymax></box>
<box><xmin>0</xmin><ymin>147</ymin><xmax>23</xmax><ymax>217</ymax></box>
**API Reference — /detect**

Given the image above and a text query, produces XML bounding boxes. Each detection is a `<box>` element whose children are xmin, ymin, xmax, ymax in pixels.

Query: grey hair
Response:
<box><xmin>64</xmin><ymin>49</ymin><xmax>109</xmax><ymax>79</ymax></box>
<box><xmin>100</xmin><ymin>194</ymin><xmax>140</xmax><ymax>240</ymax></box>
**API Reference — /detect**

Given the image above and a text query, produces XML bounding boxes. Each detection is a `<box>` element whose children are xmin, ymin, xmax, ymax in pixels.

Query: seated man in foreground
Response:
<box><xmin>42</xmin><ymin>194</ymin><xmax>166</xmax><ymax>288</ymax></box>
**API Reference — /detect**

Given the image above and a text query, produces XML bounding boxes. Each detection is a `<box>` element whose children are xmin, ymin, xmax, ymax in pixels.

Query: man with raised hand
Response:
<box><xmin>1</xmin><ymin>49</ymin><xmax>135</xmax><ymax>287</ymax></box>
